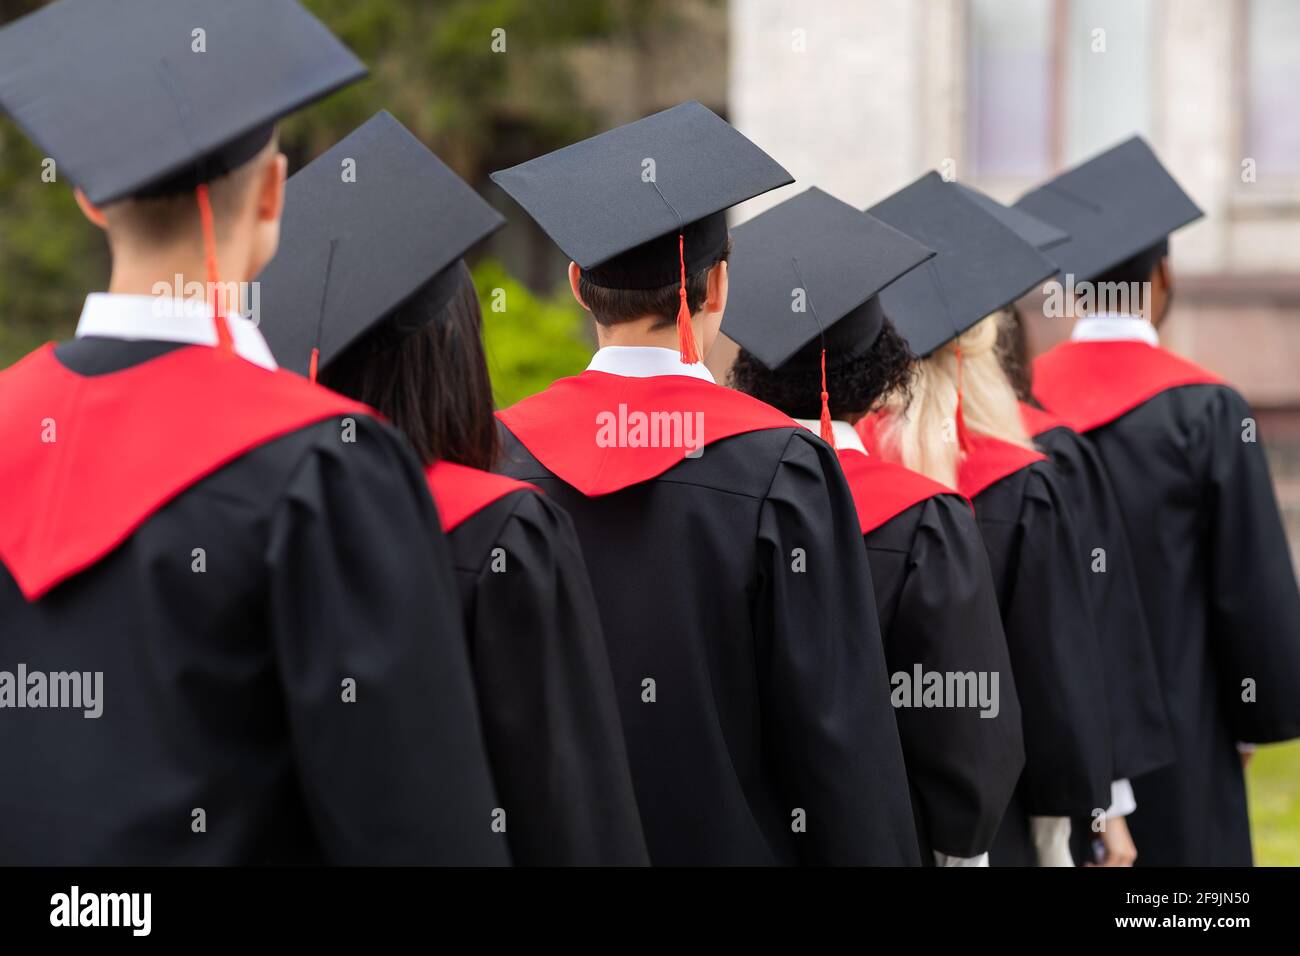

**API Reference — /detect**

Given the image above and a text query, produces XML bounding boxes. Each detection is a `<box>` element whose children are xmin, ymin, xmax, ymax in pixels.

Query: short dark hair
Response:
<box><xmin>320</xmin><ymin>260</ymin><xmax>500</xmax><ymax>471</ymax></box>
<box><xmin>578</xmin><ymin>237</ymin><xmax>732</xmax><ymax>330</ymax></box>
<box><xmin>1086</xmin><ymin>239</ymin><xmax>1167</xmax><ymax>312</ymax></box>
<box><xmin>104</xmin><ymin>134</ymin><xmax>277</xmax><ymax>249</ymax></box>
<box><xmin>729</xmin><ymin>319</ymin><xmax>916</xmax><ymax>420</ymax></box>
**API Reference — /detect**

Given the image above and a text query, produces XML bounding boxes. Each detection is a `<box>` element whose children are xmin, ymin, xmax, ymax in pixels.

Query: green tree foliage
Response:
<box><xmin>474</xmin><ymin>258</ymin><xmax>592</xmax><ymax>407</ymax></box>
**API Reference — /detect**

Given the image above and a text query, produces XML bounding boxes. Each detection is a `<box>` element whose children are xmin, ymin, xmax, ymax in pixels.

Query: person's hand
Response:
<box><xmin>1086</xmin><ymin>816</ymin><xmax>1137</xmax><ymax>867</ymax></box>
<box><xmin>1241</xmin><ymin>749</ymin><xmax>1255</xmax><ymax>770</ymax></box>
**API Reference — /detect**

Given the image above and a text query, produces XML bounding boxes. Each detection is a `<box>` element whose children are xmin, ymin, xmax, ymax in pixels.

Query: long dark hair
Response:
<box><xmin>321</xmin><ymin>260</ymin><xmax>500</xmax><ymax>471</ymax></box>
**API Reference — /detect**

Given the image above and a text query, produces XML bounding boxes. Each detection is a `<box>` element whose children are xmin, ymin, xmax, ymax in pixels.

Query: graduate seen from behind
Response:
<box><xmin>491</xmin><ymin>102</ymin><xmax>918</xmax><ymax>865</ymax></box>
<box><xmin>964</xmin><ymin>184</ymin><xmax>1177</xmax><ymax>866</ymax></box>
<box><xmin>862</xmin><ymin>173</ymin><xmax>1120</xmax><ymax>866</ymax></box>
<box><xmin>721</xmin><ymin>187</ymin><xmax>1026</xmax><ymax>866</ymax></box>
<box><xmin>1019</xmin><ymin>137</ymin><xmax>1300</xmax><ymax>866</ymax></box>
<box><xmin>0</xmin><ymin>0</ymin><xmax>504</xmax><ymax>865</ymax></box>
<box><xmin>257</xmin><ymin>111</ymin><xmax>647</xmax><ymax>866</ymax></box>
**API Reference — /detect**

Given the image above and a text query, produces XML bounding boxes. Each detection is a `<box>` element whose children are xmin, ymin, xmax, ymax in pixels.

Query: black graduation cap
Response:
<box><xmin>490</xmin><ymin>101</ymin><xmax>792</xmax><ymax>362</ymax></box>
<box><xmin>724</xmin><ymin>187</ymin><xmax>934</xmax><ymax>371</ymax></box>
<box><xmin>1013</xmin><ymin>136</ymin><xmax>1203</xmax><ymax>281</ymax></box>
<box><xmin>0</xmin><ymin>0</ymin><xmax>366</xmax><ymax>206</ymax></box>
<box><xmin>257</xmin><ymin>111</ymin><xmax>506</xmax><ymax>379</ymax></box>
<box><xmin>867</xmin><ymin>171</ymin><xmax>1059</xmax><ymax>357</ymax></box>
<box><xmin>953</xmin><ymin>182</ymin><xmax>1069</xmax><ymax>251</ymax></box>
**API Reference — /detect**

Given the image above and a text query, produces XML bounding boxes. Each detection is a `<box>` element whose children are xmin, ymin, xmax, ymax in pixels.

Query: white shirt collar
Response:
<box><xmin>586</xmin><ymin>345</ymin><xmax>715</xmax><ymax>383</ymax></box>
<box><xmin>794</xmin><ymin>418</ymin><xmax>867</xmax><ymax>453</ymax></box>
<box><xmin>75</xmin><ymin>293</ymin><xmax>278</xmax><ymax>371</ymax></box>
<box><xmin>1070</xmin><ymin>313</ymin><xmax>1159</xmax><ymax>347</ymax></box>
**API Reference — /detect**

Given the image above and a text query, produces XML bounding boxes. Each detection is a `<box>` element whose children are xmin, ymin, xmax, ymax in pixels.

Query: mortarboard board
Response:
<box><xmin>0</xmin><ymin>0</ymin><xmax>366</xmax><ymax>357</ymax></box>
<box><xmin>953</xmin><ymin>182</ymin><xmax>1069</xmax><ymax>251</ymax></box>
<box><xmin>489</xmin><ymin>101</ymin><xmax>792</xmax><ymax>362</ymax></box>
<box><xmin>1012</xmin><ymin>136</ymin><xmax>1202</xmax><ymax>282</ymax></box>
<box><xmin>724</xmin><ymin>187</ymin><xmax>934</xmax><ymax>370</ymax></box>
<box><xmin>0</xmin><ymin>0</ymin><xmax>366</xmax><ymax>207</ymax></box>
<box><xmin>257</xmin><ymin>111</ymin><xmax>506</xmax><ymax>380</ymax></box>
<box><xmin>867</xmin><ymin>171</ymin><xmax>1059</xmax><ymax>358</ymax></box>
<box><xmin>722</xmin><ymin>187</ymin><xmax>934</xmax><ymax>445</ymax></box>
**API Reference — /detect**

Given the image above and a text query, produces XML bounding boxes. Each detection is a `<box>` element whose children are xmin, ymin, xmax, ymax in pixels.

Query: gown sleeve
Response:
<box><xmin>264</xmin><ymin>415</ymin><xmax>508</xmax><ymax>865</ymax></box>
<box><xmin>754</xmin><ymin>430</ymin><xmax>919</xmax><ymax>865</ymax></box>
<box><xmin>1041</xmin><ymin>429</ymin><xmax>1175</xmax><ymax>781</ymax></box>
<box><xmin>466</xmin><ymin>491</ymin><xmax>649</xmax><ymax>866</ymax></box>
<box><xmin>1001</xmin><ymin>466</ymin><xmax>1114</xmax><ymax>818</ymax></box>
<box><xmin>876</xmin><ymin>495</ymin><xmax>1026</xmax><ymax>859</ymax></box>
<box><xmin>1199</xmin><ymin>387</ymin><xmax>1300</xmax><ymax>743</ymax></box>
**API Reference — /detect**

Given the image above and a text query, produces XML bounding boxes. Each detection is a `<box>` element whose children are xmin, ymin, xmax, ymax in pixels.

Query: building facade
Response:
<box><xmin>730</xmin><ymin>0</ymin><xmax>1300</xmax><ymax>562</ymax></box>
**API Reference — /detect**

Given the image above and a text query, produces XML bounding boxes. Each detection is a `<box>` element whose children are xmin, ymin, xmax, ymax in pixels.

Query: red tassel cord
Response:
<box><xmin>676</xmin><ymin>233</ymin><xmax>700</xmax><ymax>364</ymax></box>
<box><xmin>819</xmin><ymin>347</ymin><xmax>836</xmax><ymax>449</ymax></box>
<box><xmin>308</xmin><ymin>347</ymin><xmax>321</xmax><ymax>384</ymax></box>
<box><xmin>954</xmin><ymin>345</ymin><xmax>969</xmax><ymax>451</ymax></box>
<box><xmin>195</xmin><ymin>184</ymin><xmax>234</xmax><ymax>355</ymax></box>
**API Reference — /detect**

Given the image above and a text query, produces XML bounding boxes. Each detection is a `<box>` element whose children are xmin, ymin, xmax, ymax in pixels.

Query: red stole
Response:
<box><xmin>496</xmin><ymin>371</ymin><xmax>794</xmax><ymax>496</ymax></box>
<box><xmin>425</xmin><ymin>460</ymin><xmax>537</xmax><ymax>533</ymax></box>
<box><xmin>957</xmin><ymin>432</ymin><xmax>1047</xmax><ymax>500</ymax></box>
<box><xmin>837</xmin><ymin>447</ymin><xmax>963</xmax><ymax>535</ymax></box>
<box><xmin>0</xmin><ymin>344</ymin><xmax>368</xmax><ymax>600</ymax></box>
<box><xmin>1018</xmin><ymin>400</ymin><xmax>1066</xmax><ymax>438</ymax></box>
<box><xmin>1032</xmin><ymin>339</ymin><xmax>1222</xmax><ymax>434</ymax></box>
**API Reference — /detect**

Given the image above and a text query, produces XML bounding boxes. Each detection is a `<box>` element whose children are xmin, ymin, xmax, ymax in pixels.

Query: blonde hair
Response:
<box><xmin>877</xmin><ymin>311</ymin><xmax>1033</xmax><ymax>487</ymax></box>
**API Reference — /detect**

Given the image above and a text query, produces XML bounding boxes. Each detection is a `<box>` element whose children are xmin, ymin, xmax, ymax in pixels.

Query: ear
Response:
<box><xmin>74</xmin><ymin>188</ymin><xmax>108</xmax><ymax>230</ymax></box>
<box><xmin>705</xmin><ymin>258</ymin><xmax>729</xmax><ymax>315</ymax></box>
<box><xmin>256</xmin><ymin>152</ymin><xmax>288</xmax><ymax>224</ymax></box>
<box><xmin>567</xmin><ymin>261</ymin><xmax>591</xmax><ymax>312</ymax></box>
<box><xmin>1154</xmin><ymin>255</ymin><xmax>1172</xmax><ymax>294</ymax></box>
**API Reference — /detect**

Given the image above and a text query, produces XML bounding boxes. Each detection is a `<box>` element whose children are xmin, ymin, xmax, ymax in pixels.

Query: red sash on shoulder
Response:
<box><xmin>1018</xmin><ymin>400</ymin><xmax>1066</xmax><ymax>439</ymax></box>
<box><xmin>0</xmin><ymin>344</ymin><xmax>369</xmax><ymax>600</ymax></box>
<box><xmin>425</xmin><ymin>460</ymin><xmax>537</xmax><ymax>533</ymax></box>
<box><xmin>957</xmin><ymin>432</ymin><xmax>1047</xmax><ymax>501</ymax></box>
<box><xmin>496</xmin><ymin>371</ymin><xmax>794</xmax><ymax>496</ymax></box>
<box><xmin>1032</xmin><ymin>340</ymin><xmax>1222</xmax><ymax>434</ymax></box>
<box><xmin>837</xmin><ymin>448</ymin><xmax>961</xmax><ymax>535</ymax></box>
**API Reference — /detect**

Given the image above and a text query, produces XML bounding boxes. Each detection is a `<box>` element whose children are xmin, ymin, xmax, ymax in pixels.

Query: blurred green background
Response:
<box><xmin>0</xmin><ymin>0</ymin><xmax>1295</xmax><ymax>865</ymax></box>
<box><xmin>0</xmin><ymin>0</ymin><xmax>727</xmax><ymax>398</ymax></box>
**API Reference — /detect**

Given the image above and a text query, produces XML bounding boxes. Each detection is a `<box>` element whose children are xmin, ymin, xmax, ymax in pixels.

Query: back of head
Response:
<box><xmin>321</xmin><ymin>261</ymin><xmax>499</xmax><ymax>471</ymax></box>
<box><xmin>578</xmin><ymin>237</ymin><xmax>732</xmax><ymax>331</ymax></box>
<box><xmin>730</xmin><ymin>319</ymin><xmax>915</xmax><ymax>422</ymax></box>
<box><xmin>880</xmin><ymin>312</ymin><xmax>1032</xmax><ymax>487</ymax></box>
<box><xmin>101</xmin><ymin>134</ymin><xmax>281</xmax><ymax>258</ymax></box>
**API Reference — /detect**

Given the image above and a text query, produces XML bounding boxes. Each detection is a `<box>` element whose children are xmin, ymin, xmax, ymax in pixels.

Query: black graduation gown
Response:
<box><xmin>495</xmin><ymin>374</ymin><xmax>917</xmax><ymax>866</ymax></box>
<box><xmin>0</xmin><ymin>339</ymin><xmax>506</xmax><ymax>865</ymax></box>
<box><xmin>435</xmin><ymin>477</ymin><xmax>649</xmax><ymax>866</ymax></box>
<box><xmin>1052</xmin><ymin>384</ymin><xmax>1300</xmax><ymax>864</ymax></box>
<box><xmin>1026</xmin><ymin>414</ymin><xmax>1175</xmax><ymax>782</ymax></box>
<box><xmin>862</xmin><ymin>485</ymin><xmax>1026</xmax><ymax>862</ymax></box>
<box><xmin>962</xmin><ymin>448</ymin><xmax>1114</xmax><ymax>866</ymax></box>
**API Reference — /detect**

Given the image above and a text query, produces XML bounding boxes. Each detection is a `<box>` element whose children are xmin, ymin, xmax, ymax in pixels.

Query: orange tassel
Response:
<box><xmin>195</xmin><ymin>184</ymin><xmax>233</xmax><ymax>355</ymax></box>
<box><xmin>308</xmin><ymin>347</ymin><xmax>321</xmax><ymax>384</ymax></box>
<box><xmin>954</xmin><ymin>345</ymin><xmax>969</xmax><ymax>451</ymax></box>
<box><xmin>675</xmin><ymin>233</ymin><xmax>699</xmax><ymax>364</ymax></box>
<box><xmin>819</xmin><ymin>348</ymin><xmax>836</xmax><ymax>448</ymax></box>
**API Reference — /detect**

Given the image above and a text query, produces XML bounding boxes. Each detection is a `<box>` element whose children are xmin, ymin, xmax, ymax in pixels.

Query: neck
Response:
<box><xmin>108</xmin><ymin>244</ymin><xmax>248</xmax><ymax>313</ymax></box>
<box><xmin>595</xmin><ymin>314</ymin><xmax>707</xmax><ymax>354</ymax></box>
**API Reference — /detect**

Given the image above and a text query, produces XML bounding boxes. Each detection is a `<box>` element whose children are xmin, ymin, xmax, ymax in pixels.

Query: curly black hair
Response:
<box><xmin>729</xmin><ymin>319</ymin><xmax>916</xmax><ymax>420</ymax></box>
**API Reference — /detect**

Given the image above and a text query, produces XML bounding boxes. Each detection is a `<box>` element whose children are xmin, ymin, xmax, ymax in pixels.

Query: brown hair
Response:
<box><xmin>321</xmin><ymin>260</ymin><xmax>500</xmax><ymax>471</ymax></box>
<box><xmin>577</xmin><ymin>237</ymin><xmax>732</xmax><ymax>329</ymax></box>
<box><xmin>102</xmin><ymin>135</ymin><xmax>278</xmax><ymax>250</ymax></box>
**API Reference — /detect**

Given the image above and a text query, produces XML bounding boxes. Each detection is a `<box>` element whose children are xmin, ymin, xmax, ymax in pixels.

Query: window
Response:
<box><xmin>966</xmin><ymin>0</ymin><xmax>1054</xmax><ymax>178</ymax></box>
<box><xmin>1244</xmin><ymin>0</ymin><xmax>1300</xmax><ymax>178</ymax></box>
<box><xmin>965</xmin><ymin>0</ymin><xmax>1154</xmax><ymax>179</ymax></box>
